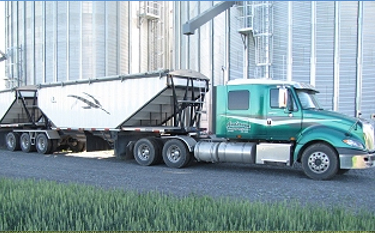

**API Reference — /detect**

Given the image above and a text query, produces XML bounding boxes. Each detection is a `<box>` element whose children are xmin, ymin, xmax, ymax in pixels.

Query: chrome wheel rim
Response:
<box><xmin>307</xmin><ymin>151</ymin><xmax>330</xmax><ymax>174</ymax></box>
<box><xmin>138</xmin><ymin>144</ymin><xmax>150</xmax><ymax>161</ymax></box>
<box><xmin>37</xmin><ymin>137</ymin><xmax>46</xmax><ymax>150</ymax></box>
<box><xmin>7</xmin><ymin>135</ymin><xmax>15</xmax><ymax>148</ymax></box>
<box><xmin>167</xmin><ymin>146</ymin><xmax>181</xmax><ymax>163</ymax></box>
<box><xmin>21</xmin><ymin>136</ymin><xmax>29</xmax><ymax>149</ymax></box>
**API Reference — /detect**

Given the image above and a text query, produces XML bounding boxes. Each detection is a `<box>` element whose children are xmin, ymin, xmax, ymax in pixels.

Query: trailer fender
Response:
<box><xmin>161</xmin><ymin>135</ymin><xmax>197</xmax><ymax>152</ymax></box>
<box><xmin>44</xmin><ymin>130</ymin><xmax>61</xmax><ymax>140</ymax></box>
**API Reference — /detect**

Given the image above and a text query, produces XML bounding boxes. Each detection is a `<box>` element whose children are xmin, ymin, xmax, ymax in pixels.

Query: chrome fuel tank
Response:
<box><xmin>194</xmin><ymin>141</ymin><xmax>256</xmax><ymax>164</ymax></box>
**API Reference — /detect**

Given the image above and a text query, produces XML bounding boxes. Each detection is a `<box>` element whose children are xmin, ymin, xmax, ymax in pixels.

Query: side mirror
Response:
<box><xmin>278</xmin><ymin>87</ymin><xmax>288</xmax><ymax>108</ymax></box>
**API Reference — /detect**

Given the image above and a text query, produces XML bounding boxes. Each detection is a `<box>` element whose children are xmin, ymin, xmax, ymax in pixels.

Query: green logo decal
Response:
<box><xmin>226</xmin><ymin>121</ymin><xmax>251</xmax><ymax>133</ymax></box>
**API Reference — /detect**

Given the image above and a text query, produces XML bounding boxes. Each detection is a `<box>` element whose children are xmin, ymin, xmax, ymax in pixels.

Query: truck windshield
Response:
<box><xmin>296</xmin><ymin>90</ymin><xmax>323</xmax><ymax>110</ymax></box>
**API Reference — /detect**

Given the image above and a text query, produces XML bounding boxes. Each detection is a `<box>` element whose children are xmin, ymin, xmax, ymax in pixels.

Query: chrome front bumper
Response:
<box><xmin>339</xmin><ymin>152</ymin><xmax>375</xmax><ymax>169</ymax></box>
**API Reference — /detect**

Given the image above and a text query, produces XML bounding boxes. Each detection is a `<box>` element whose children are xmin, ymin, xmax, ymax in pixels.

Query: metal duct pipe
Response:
<box><xmin>356</xmin><ymin>1</ymin><xmax>363</xmax><ymax>117</ymax></box>
<box><xmin>333</xmin><ymin>1</ymin><xmax>340</xmax><ymax>111</ymax></box>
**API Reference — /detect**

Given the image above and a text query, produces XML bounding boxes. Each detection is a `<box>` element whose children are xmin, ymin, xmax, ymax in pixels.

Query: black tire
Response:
<box><xmin>5</xmin><ymin>132</ymin><xmax>20</xmax><ymax>151</ymax></box>
<box><xmin>162</xmin><ymin>139</ymin><xmax>191</xmax><ymax>168</ymax></box>
<box><xmin>133</xmin><ymin>138</ymin><xmax>161</xmax><ymax>166</ymax></box>
<box><xmin>35</xmin><ymin>133</ymin><xmax>52</xmax><ymax>154</ymax></box>
<box><xmin>51</xmin><ymin>139</ymin><xmax>59</xmax><ymax>153</ymax></box>
<box><xmin>301</xmin><ymin>143</ymin><xmax>339</xmax><ymax>180</ymax></box>
<box><xmin>20</xmin><ymin>133</ymin><xmax>34</xmax><ymax>153</ymax></box>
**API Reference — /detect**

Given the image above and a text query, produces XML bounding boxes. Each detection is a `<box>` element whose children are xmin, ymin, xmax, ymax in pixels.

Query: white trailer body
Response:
<box><xmin>38</xmin><ymin>69</ymin><xmax>208</xmax><ymax>130</ymax></box>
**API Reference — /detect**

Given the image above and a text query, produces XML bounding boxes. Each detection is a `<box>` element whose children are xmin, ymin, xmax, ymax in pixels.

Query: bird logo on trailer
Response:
<box><xmin>67</xmin><ymin>92</ymin><xmax>110</xmax><ymax>115</ymax></box>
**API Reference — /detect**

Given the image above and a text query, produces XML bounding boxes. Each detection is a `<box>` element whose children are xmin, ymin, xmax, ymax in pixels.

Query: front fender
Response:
<box><xmin>294</xmin><ymin>125</ymin><xmax>353</xmax><ymax>161</ymax></box>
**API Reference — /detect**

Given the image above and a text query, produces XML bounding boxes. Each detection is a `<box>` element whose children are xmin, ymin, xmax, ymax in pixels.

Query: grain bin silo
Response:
<box><xmin>4</xmin><ymin>1</ymin><xmax>172</xmax><ymax>88</ymax></box>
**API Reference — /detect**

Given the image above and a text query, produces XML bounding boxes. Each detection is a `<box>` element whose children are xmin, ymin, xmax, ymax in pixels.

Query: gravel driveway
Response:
<box><xmin>1</xmin><ymin>149</ymin><xmax>375</xmax><ymax>213</ymax></box>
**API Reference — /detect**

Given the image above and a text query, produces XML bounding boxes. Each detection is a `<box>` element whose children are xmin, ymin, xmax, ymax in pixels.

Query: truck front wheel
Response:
<box><xmin>162</xmin><ymin>139</ymin><xmax>191</xmax><ymax>168</ymax></box>
<box><xmin>133</xmin><ymin>138</ymin><xmax>161</xmax><ymax>166</ymax></box>
<box><xmin>301</xmin><ymin>143</ymin><xmax>339</xmax><ymax>180</ymax></box>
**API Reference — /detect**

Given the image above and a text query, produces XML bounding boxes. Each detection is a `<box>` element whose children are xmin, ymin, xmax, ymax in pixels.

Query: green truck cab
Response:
<box><xmin>194</xmin><ymin>79</ymin><xmax>375</xmax><ymax>180</ymax></box>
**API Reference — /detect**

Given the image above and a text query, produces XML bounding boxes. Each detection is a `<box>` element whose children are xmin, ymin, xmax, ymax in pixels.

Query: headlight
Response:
<box><xmin>343</xmin><ymin>139</ymin><xmax>364</xmax><ymax>150</ymax></box>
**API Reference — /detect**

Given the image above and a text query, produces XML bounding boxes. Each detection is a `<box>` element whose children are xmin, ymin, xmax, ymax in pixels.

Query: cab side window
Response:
<box><xmin>270</xmin><ymin>89</ymin><xmax>280</xmax><ymax>108</ymax></box>
<box><xmin>228</xmin><ymin>90</ymin><xmax>250</xmax><ymax>110</ymax></box>
<box><xmin>270</xmin><ymin>88</ymin><xmax>298</xmax><ymax>111</ymax></box>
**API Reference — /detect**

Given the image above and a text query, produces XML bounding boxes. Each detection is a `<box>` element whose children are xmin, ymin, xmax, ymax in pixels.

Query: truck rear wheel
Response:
<box><xmin>133</xmin><ymin>138</ymin><xmax>161</xmax><ymax>166</ymax></box>
<box><xmin>6</xmin><ymin>132</ymin><xmax>20</xmax><ymax>151</ymax></box>
<box><xmin>162</xmin><ymin>139</ymin><xmax>191</xmax><ymax>168</ymax></box>
<box><xmin>36</xmin><ymin>133</ymin><xmax>53</xmax><ymax>154</ymax></box>
<box><xmin>20</xmin><ymin>133</ymin><xmax>35</xmax><ymax>153</ymax></box>
<box><xmin>301</xmin><ymin>143</ymin><xmax>339</xmax><ymax>180</ymax></box>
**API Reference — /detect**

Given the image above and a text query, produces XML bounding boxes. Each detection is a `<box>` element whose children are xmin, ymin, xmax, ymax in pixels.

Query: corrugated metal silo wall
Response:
<box><xmin>5</xmin><ymin>1</ymin><xmax>171</xmax><ymax>87</ymax></box>
<box><xmin>291</xmin><ymin>1</ymin><xmax>311</xmax><ymax>84</ymax></box>
<box><xmin>315</xmin><ymin>2</ymin><xmax>335</xmax><ymax>111</ymax></box>
<box><xmin>265</xmin><ymin>1</ymin><xmax>375</xmax><ymax>119</ymax></box>
<box><xmin>362</xmin><ymin>2</ymin><xmax>375</xmax><ymax>120</ymax></box>
<box><xmin>337</xmin><ymin>2</ymin><xmax>357</xmax><ymax>117</ymax></box>
<box><xmin>229</xmin><ymin>5</ymin><xmax>243</xmax><ymax>80</ymax></box>
<box><xmin>213</xmin><ymin>1</ymin><xmax>226</xmax><ymax>86</ymax></box>
<box><xmin>199</xmin><ymin>1</ymin><xmax>212</xmax><ymax>78</ymax></box>
<box><xmin>189</xmin><ymin>1</ymin><xmax>199</xmax><ymax>71</ymax></box>
<box><xmin>272</xmin><ymin>1</ymin><xmax>288</xmax><ymax>81</ymax></box>
<box><xmin>119</xmin><ymin>2</ymin><xmax>129</xmax><ymax>74</ymax></box>
<box><xmin>6</xmin><ymin>1</ymin><xmax>121</xmax><ymax>85</ymax></box>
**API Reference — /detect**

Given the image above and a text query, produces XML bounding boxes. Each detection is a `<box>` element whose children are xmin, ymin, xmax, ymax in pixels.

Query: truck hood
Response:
<box><xmin>303</xmin><ymin>109</ymin><xmax>375</xmax><ymax>151</ymax></box>
<box><xmin>302</xmin><ymin>109</ymin><xmax>358</xmax><ymax>132</ymax></box>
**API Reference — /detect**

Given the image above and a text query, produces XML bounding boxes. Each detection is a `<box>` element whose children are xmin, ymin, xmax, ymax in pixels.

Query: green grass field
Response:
<box><xmin>0</xmin><ymin>177</ymin><xmax>374</xmax><ymax>231</ymax></box>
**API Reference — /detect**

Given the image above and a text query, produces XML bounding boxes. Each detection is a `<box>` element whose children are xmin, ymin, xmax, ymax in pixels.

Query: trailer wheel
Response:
<box><xmin>162</xmin><ymin>139</ymin><xmax>191</xmax><ymax>168</ymax></box>
<box><xmin>20</xmin><ymin>133</ymin><xmax>34</xmax><ymax>153</ymax></box>
<box><xmin>36</xmin><ymin>133</ymin><xmax>53</xmax><ymax>154</ymax></box>
<box><xmin>301</xmin><ymin>143</ymin><xmax>339</xmax><ymax>180</ymax></box>
<box><xmin>5</xmin><ymin>132</ymin><xmax>20</xmax><ymax>151</ymax></box>
<box><xmin>133</xmin><ymin>138</ymin><xmax>161</xmax><ymax>166</ymax></box>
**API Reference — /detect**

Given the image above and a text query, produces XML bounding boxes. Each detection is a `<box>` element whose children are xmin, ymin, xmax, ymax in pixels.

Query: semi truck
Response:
<box><xmin>1</xmin><ymin>69</ymin><xmax>374</xmax><ymax>180</ymax></box>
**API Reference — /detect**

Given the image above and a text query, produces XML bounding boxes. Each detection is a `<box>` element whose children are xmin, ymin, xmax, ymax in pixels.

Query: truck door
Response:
<box><xmin>224</xmin><ymin>86</ymin><xmax>266</xmax><ymax>140</ymax></box>
<box><xmin>265</xmin><ymin>87</ymin><xmax>302</xmax><ymax>141</ymax></box>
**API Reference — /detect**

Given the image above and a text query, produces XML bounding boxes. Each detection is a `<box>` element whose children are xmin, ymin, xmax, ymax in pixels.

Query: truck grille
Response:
<box><xmin>363</xmin><ymin>123</ymin><xmax>375</xmax><ymax>151</ymax></box>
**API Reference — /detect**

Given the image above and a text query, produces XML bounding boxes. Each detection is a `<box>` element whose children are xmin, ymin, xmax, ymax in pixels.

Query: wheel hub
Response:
<box><xmin>168</xmin><ymin>147</ymin><xmax>180</xmax><ymax>162</ymax></box>
<box><xmin>38</xmin><ymin>139</ymin><xmax>46</xmax><ymax>149</ymax></box>
<box><xmin>308</xmin><ymin>152</ymin><xmax>330</xmax><ymax>174</ymax></box>
<box><xmin>139</xmin><ymin>145</ymin><xmax>150</xmax><ymax>160</ymax></box>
